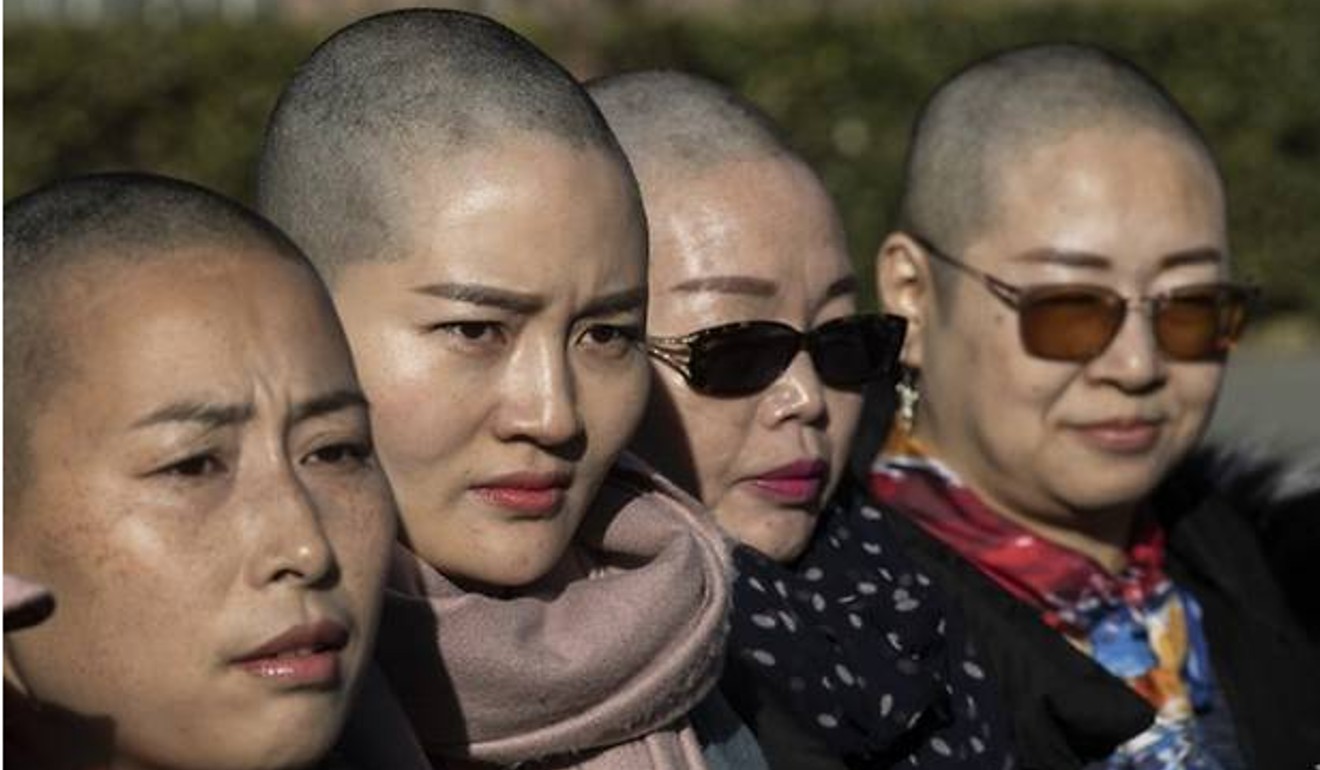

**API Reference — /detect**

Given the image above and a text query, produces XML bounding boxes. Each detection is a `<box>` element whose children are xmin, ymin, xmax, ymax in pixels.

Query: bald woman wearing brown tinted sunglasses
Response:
<box><xmin>866</xmin><ymin>42</ymin><xmax>1320</xmax><ymax>769</ymax></box>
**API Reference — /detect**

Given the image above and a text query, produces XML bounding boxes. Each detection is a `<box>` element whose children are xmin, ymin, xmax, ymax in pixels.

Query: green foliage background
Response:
<box><xmin>6</xmin><ymin>0</ymin><xmax>1319</xmax><ymax>320</ymax></box>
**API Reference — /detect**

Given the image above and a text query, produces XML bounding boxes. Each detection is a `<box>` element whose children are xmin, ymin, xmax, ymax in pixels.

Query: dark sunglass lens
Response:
<box><xmin>1019</xmin><ymin>287</ymin><xmax>1125</xmax><ymax>361</ymax></box>
<box><xmin>811</xmin><ymin>316</ymin><xmax>895</xmax><ymax>388</ymax></box>
<box><xmin>1157</xmin><ymin>286</ymin><xmax>1248</xmax><ymax>360</ymax></box>
<box><xmin>692</xmin><ymin>324</ymin><xmax>799</xmax><ymax>396</ymax></box>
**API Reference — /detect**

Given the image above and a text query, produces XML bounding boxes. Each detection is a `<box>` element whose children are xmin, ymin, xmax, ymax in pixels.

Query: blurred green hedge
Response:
<box><xmin>6</xmin><ymin>0</ymin><xmax>1319</xmax><ymax>319</ymax></box>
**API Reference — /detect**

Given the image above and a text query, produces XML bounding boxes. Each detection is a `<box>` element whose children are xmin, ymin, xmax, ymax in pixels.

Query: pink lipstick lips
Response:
<box><xmin>749</xmin><ymin>459</ymin><xmax>828</xmax><ymax>505</ymax></box>
<box><xmin>232</xmin><ymin>620</ymin><xmax>348</xmax><ymax>687</ymax></box>
<box><xmin>1072</xmin><ymin>418</ymin><xmax>1164</xmax><ymax>454</ymax></box>
<box><xmin>471</xmin><ymin>471</ymin><xmax>570</xmax><ymax>516</ymax></box>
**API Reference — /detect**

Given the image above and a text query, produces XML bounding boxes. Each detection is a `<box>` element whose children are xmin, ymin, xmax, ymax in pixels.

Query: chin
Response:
<box><xmin>451</xmin><ymin>546</ymin><xmax>570</xmax><ymax>592</ymax></box>
<box><xmin>1047</xmin><ymin>450</ymin><xmax>1176</xmax><ymax>511</ymax></box>
<box><xmin>770</xmin><ymin>538</ymin><xmax>812</xmax><ymax>564</ymax></box>
<box><xmin>222</xmin><ymin>744</ymin><xmax>328</xmax><ymax>770</ymax></box>
<box><xmin>1059</xmin><ymin>477</ymin><xmax>1161</xmax><ymax>514</ymax></box>
<box><xmin>142</xmin><ymin>723</ymin><xmax>333</xmax><ymax>770</ymax></box>
<box><xmin>729</xmin><ymin>516</ymin><xmax>814</xmax><ymax>564</ymax></box>
<box><xmin>257</xmin><ymin>698</ymin><xmax>348</xmax><ymax>747</ymax></box>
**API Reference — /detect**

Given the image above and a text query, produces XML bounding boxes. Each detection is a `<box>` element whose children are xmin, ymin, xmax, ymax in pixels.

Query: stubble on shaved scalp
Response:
<box><xmin>3</xmin><ymin>172</ymin><xmax>311</xmax><ymax>495</ymax></box>
<box><xmin>895</xmin><ymin>42</ymin><xmax>1222</xmax><ymax>296</ymax></box>
<box><xmin>588</xmin><ymin>69</ymin><xmax>847</xmax><ymax>273</ymax></box>
<box><xmin>588</xmin><ymin>68</ymin><xmax>849</xmax><ymax>222</ymax></box>
<box><xmin>257</xmin><ymin>8</ymin><xmax>637</xmax><ymax>285</ymax></box>
<box><xmin>587</xmin><ymin>70</ymin><xmax>794</xmax><ymax>177</ymax></box>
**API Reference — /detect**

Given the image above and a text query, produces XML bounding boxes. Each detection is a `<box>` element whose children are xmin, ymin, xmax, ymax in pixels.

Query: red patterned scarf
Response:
<box><xmin>868</xmin><ymin>436</ymin><xmax>1169</xmax><ymax>636</ymax></box>
<box><xmin>867</xmin><ymin>436</ymin><xmax>1232</xmax><ymax>770</ymax></box>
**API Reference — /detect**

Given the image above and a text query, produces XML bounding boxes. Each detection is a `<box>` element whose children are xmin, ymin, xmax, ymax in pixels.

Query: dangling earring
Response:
<box><xmin>895</xmin><ymin>367</ymin><xmax>920</xmax><ymax>437</ymax></box>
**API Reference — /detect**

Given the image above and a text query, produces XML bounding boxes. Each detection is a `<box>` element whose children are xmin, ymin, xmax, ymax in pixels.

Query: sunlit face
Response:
<box><xmin>3</xmin><ymin>247</ymin><xmax>395</xmax><ymax>770</ymax></box>
<box><xmin>632</xmin><ymin>157</ymin><xmax>863</xmax><ymax>563</ymax></box>
<box><xmin>885</xmin><ymin>126</ymin><xmax>1229</xmax><ymax>534</ymax></box>
<box><xmin>331</xmin><ymin>135</ymin><xmax>650</xmax><ymax>589</ymax></box>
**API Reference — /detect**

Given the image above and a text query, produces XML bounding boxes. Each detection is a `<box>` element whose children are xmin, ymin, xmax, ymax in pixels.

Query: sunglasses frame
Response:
<box><xmin>647</xmin><ymin>313</ymin><xmax>907</xmax><ymax>396</ymax></box>
<box><xmin>904</xmin><ymin>231</ymin><xmax>1258</xmax><ymax>362</ymax></box>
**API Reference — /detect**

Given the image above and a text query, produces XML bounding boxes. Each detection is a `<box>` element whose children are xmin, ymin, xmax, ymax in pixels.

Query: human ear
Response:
<box><xmin>875</xmin><ymin>232</ymin><xmax>935</xmax><ymax>370</ymax></box>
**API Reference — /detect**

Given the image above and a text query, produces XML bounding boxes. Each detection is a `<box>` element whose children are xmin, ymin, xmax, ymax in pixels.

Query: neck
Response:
<box><xmin>975</xmin><ymin>493</ymin><xmax>1138</xmax><ymax>573</ymax></box>
<box><xmin>909</xmin><ymin>429</ymin><xmax>1139</xmax><ymax>573</ymax></box>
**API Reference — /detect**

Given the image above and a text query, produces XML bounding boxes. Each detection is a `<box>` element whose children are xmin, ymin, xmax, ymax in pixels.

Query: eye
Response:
<box><xmin>159</xmin><ymin>453</ymin><xmax>225</xmax><ymax>478</ymax></box>
<box><xmin>428</xmin><ymin>321</ymin><xmax>507</xmax><ymax>350</ymax></box>
<box><xmin>304</xmin><ymin>440</ymin><xmax>374</xmax><ymax>468</ymax></box>
<box><xmin>578</xmin><ymin>324</ymin><xmax>641</xmax><ymax>357</ymax></box>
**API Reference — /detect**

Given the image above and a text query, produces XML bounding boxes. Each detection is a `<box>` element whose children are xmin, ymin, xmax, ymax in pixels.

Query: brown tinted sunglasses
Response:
<box><xmin>907</xmin><ymin>233</ymin><xmax>1257</xmax><ymax>362</ymax></box>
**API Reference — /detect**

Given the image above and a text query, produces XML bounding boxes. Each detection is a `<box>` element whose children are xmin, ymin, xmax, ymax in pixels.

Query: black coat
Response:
<box><xmin>719</xmin><ymin>481</ymin><xmax>1017</xmax><ymax>770</ymax></box>
<box><xmin>883</xmin><ymin>453</ymin><xmax>1320</xmax><ymax>770</ymax></box>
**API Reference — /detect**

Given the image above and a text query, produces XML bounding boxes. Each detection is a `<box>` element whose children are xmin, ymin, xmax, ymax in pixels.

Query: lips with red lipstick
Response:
<box><xmin>470</xmin><ymin>471</ymin><xmax>571</xmax><ymax>516</ymax></box>
<box><xmin>1070</xmin><ymin>417</ymin><xmax>1166</xmax><ymax>454</ymax></box>
<box><xmin>747</xmin><ymin>459</ymin><xmax>829</xmax><ymax>506</ymax></box>
<box><xmin>231</xmin><ymin>619</ymin><xmax>348</xmax><ymax>688</ymax></box>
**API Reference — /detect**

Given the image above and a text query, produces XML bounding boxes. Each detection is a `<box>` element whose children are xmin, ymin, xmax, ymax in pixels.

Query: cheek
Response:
<box><xmin>632</xmin><ymin>371</ymin><xmax>757</xmax><ymax>504</ymax></box>
<box><xmin>1166</xmin><ymin>365</ymin><xmax>1225</xmax><ymax>438</ymax></box>
<box><xmin>311</xmin><ymin>473</ymin><xmax>396</xmax><ymax>607</ymax></box>
<box><xmin>825</xmin><ymin>390</ymin><xmax>863</xmax><ymax>446</ymax></box>
<box><xmin>8</xmin><ymin>493</ymin><xmax>219</xmax><ymax>712</ymax></box>
<box><xmin>356</xmin><ymin>335</ymin><xmax>479</xmax><ymax>475</ymax></box>
<box><xmin>930</xmin><ymin>319</ymin><xmax>1070</xmax><ymax>455</ymax></box>
<box><xmin>824</xmin><ymin>390</ymin><xmax>864</xmax><ymax>481</ymax></box>
<box><xmin>972</xmin><ymin>367</ymin><xmax>1071</xmax><ymax>461</ymax></box>
<box><xmin>1171</xmin><ymin>365</ymin><xmax>1224</xmax><ymax>411</ymax></box>
<box><xmin>672</xmin><ymin>390</ymin><xmax>760</xmax><ymax>506</ymax></box>
<box><xmin>579</xmin><ymin>358</ymin><xmax>650</xmax><ymax>463</ymax></box>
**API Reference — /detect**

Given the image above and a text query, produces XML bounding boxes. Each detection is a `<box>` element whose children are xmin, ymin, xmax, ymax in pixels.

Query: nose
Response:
<box><xmin>1084</xmin><ymin>300</ymin><xmax>1168</xmax><ymax>392</ymax></box>
<box><xmin>244</xmin><ymin>462</ymin><xmax>336</xmax><ymax>589</ymax></box>
<box><xmin>492</xmin><ymin>337</ymin><xmax>584</xmax><ymax>448</ymax></box>
<box><xmin>757</xmin><ymin>350</ymin><xmax>828</xmax><ymax>428</ymax></box>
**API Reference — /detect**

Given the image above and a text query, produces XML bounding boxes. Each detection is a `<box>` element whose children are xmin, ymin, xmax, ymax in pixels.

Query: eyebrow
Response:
<box><xmin>579</xmin><ymin>286</ymin><xmax>647</xmax><ymax>318</ymax></box>
<box><xmin>131</xmin><ymin>389</ymin><xmax>367</xmax><ymax>432</ymax></box>
<box><xmin>1158</xmin><ymin>247</ymin><xmax>1227</xmax><ymax>269</ymax></box>
<box><xmin>290</xmin><ymin>388</ymin><xmax>369</xmax><ymax>424</ymax></box>
<box><xmin>132</xmin><ymin>400</ymin><xmax>256</xmax><ymax>431</ymax></box>
<box><xmin>825</xmin><ymin>275</ymin><xmax>858</xmax><ymax>300</ymax></box>
<box><xmin>1009</xmin><ymin>248</ymin><xmax>1113</xmax><ymax>269</ymax></box>
<box><xmin>413</xmin><ymin>282</ymin><xmax>544</xmax><ymax>314</ymax></box>
<box><xmin>669</xmin><ymin>275</ymin><xmax>779</xmax><ymax>297</ymax></box>
<box><xmin>1009</xmin><ymin>246</ymin><xmax>1227</xmax><ymax>271</ymax></box>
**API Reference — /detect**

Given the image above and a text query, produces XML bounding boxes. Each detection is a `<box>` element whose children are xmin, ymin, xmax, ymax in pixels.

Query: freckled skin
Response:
<box><xmin>330</xmin><ymin>135</ymin><xmax>650</xmax><ymax>590</ymax></box>
<box><xmin>879</xmin><ymin>127</ymin><xmax>1229</xmax><ymax>566</ymax></box>
<box><xmin>3</xmin><ymin>247</ymin><xmax>396</xmax><ymax>770</ymax></box>
<box><xmin>632</xmin><ymin>157</ymin><xmax>864</xmax><ymax>563</ymax></box>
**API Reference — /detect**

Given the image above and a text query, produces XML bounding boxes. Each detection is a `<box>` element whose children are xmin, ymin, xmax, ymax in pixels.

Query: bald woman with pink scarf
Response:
<box><xmin>258</xmin><ymin>10</ymin><xmax>746</xmax><ymax>770</ymax></box>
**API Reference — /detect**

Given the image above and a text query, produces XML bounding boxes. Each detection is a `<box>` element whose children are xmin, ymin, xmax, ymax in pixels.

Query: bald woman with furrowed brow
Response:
<box><xmin>259</xmin><ymin>11</ymin><xmax>742</xmax><ymax>769</ymax></box>
<box><xmin>4</xmin><ymin>172</ymin><xmax>400</xmax><ymax>770</ymax></box>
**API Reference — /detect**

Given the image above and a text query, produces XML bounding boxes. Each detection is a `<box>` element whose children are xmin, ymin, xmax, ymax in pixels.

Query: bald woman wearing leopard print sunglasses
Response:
<box><xmin>591</xmin><ymin>70</ymin><xmax>1017</xmax><ymax>770</ymax></box>
<box><xmin>868</xmin><ymin>42</ymin><xmax>1320</xmax><ymax>770</ymax></box>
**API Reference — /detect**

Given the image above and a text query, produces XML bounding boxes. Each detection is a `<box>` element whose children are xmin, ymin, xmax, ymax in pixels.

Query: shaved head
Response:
<box><xmin>257</xmin><ymin>8</ymin><xmax>633</xmax><ymax>283</ymax></box>
<box><xmin>898</xmin><ymin>42</ymin><xmax>1220</xmax><ymax>289</ymax></box>
<box><xmin>587</xmin><ymin>70</ymin><xmax>793</xmax><ymax>181</ymax></box>
<box><xmin>587</xmin><ymin>69</ymin><xmax>845</xmax><ymax>284</ymax></box>
<box><xmin>589</xmin><ymin>71</ymin><xmax>863</xmax><ymax>562</ymax></box>
<box><xmin>3</xmin><ymin>172</ymin><xmax>309</xmax><ymax>491</ymax></box>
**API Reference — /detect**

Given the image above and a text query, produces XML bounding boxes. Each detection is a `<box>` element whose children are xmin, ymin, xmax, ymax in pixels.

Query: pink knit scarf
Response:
<box><xmin>358</xmin><ymin>455</ymin><xmax>732</xmax><ymax>769</ymax></box>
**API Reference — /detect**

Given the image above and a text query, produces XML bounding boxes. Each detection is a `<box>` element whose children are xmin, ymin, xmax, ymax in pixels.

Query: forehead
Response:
<box><xmin>385</xmin><ymin>134</ymin><xmax>646</xmax><ymax>283</ymax></box>
<box><xmin>47</xmin><ymin>246</ymin><xmax>351</xmax><ymax>419</ymax></box>
<box><xmin>648</xmin><ymin>157</ymin><xmax>852</xmax><ymax>313</ymax></box>
<box><xmin>978</xmin><ymin>126</ymin><xmax>1227</xmax><ymax>276</ymax></box>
